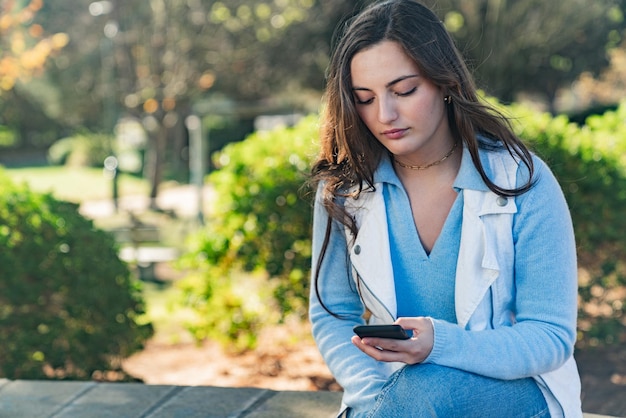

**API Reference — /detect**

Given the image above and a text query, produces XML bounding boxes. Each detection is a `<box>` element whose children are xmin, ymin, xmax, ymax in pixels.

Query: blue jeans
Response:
<box><xmin>351</xmin><ymin>364</ymin><xmax>549</xmax><ymax>418</ymax></box>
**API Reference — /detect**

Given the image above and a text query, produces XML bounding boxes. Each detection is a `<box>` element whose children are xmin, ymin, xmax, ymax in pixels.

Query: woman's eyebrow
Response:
<box><xmin>385</xmin><ymin>74</ymin><xmax>420</xmax><ymax>88</ymax></box>
<box><xmin>351</xmin><ymin>74</ymin><xmax>420</xmax><ymax>91</ymax></box>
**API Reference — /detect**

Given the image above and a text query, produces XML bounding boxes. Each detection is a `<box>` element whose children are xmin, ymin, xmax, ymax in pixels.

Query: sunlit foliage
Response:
<box><xmin>0</xmin><ymin>0</ymin><xmax>67</xmax><ymax>91</ymax></box>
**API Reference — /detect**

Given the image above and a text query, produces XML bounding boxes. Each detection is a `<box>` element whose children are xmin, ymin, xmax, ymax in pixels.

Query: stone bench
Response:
<box><xmin>108</xmin><ymin>217</ymin><xmax>180</xmax><ymax>282</ymax></box>
<box><xmin>117</xmin><ymin>246</ymin><xmax>179</xmax><ymax>282</ymax></box>
<box><xmin>0</xmin><ymin>380</ymin><xmax>617</xmax><ymax>418</ymax></box>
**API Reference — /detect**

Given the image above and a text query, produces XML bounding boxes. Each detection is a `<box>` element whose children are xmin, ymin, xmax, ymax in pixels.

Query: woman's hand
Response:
<box><xmin>351</xmin><ymin>317</ymin><xmax>434</xmax><ymax>364</ymax></box>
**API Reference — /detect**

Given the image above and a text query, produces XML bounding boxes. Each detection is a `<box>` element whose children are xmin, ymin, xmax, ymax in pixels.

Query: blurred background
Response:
<box><xmin>2</xmin><ymin>0</ymin><xmax>624</xmax><ymax>177</ymax></box>
<box><xmin>1</xmin><ymin>0</ymin><xmax>625</xmax><ymax>416</ymax></box>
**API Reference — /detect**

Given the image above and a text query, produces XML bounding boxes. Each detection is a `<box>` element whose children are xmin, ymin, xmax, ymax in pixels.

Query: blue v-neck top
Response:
<box><xmin>384</xmin><ymin>181</ymin><xmax>461</xmax><ymax>323</ymax></box>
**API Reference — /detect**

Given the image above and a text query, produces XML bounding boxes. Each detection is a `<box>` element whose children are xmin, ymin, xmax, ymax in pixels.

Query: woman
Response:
<box><xmin>308</xmin><ymin>1</ymin><xmax>582</xmax><ymax>417</ymax></box>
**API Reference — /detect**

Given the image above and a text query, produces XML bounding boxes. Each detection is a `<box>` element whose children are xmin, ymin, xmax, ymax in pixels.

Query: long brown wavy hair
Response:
<box><xmin>310</xmin><ymin>0</ymin><xmax>535</xmax><ymax>314</ymax></box>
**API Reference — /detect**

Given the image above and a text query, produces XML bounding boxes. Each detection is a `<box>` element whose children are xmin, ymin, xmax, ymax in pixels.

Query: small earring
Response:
<box><xmin>444</xmin><ymin>96</ymin><xmax>452</xmax><ymax>104</ymax></box>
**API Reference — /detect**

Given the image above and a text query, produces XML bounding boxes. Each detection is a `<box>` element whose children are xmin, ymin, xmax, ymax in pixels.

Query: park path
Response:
<box><xmin>79</xmin><ymin>184</ymin><xmax>215</xmax><ymax>220</ymax></box>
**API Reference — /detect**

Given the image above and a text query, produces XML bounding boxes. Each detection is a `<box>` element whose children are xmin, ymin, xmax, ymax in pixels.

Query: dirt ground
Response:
<box><xmin>122</xmin><ymin>322</ymin><xmax>340</xmax><ymax>392</ymax></box>
<box><xmin>576</xmin><ymin>344</ymin><xmax>626</xmax><ymax>416</ymax></box>
<box><xmin>122</xmin><ymin>320</ymin><xmax>626</xmax><ymax>417</ymax></box>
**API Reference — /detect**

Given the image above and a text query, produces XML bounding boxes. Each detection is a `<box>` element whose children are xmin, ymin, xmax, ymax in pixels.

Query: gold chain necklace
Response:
<box><xmin>393</xmin><ymin>141</ymin><xmax>458</xmax><ymax>170</ymax></box>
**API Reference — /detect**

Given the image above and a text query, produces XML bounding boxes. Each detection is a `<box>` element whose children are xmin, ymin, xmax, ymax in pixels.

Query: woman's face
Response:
<box><xmin>350</xmin><ymin>41</ymin><xmax>452</xmax><ymax>164</ymax></box>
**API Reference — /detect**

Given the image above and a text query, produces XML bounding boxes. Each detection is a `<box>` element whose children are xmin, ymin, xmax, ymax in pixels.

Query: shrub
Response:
<box><xmin>0</xmin><ymin>171</ymin><xmax>153</xmax><ymax>379</ymax></box>
<box><xmin>510</xmin><ymin>101</ymin><xmax>626</xmax><ymax>346</ymax></box>
<box><xmin>178</xmin><ymin>115</ymin><xmax>317</xmax><ymax>350</ymax></box>
<box><xmin>0</xmin><ymin>125</ymin><xmax>17</xmax><ymax>147</ymax></box>
<box><xmin>48</xmin><ymin>132</ymin><xmax>114</xmax><ymax>168</ymax></box>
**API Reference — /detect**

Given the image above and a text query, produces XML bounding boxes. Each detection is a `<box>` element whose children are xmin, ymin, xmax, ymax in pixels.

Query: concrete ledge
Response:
<box><xmin>0</xmin><ymin>379</ymin><xmax>616</xmax><ymax>417</ymax></box>
<box><xmin>0</xmin><ymin>380</ymin><xmax>342</xmax><ymax>418</ymax></box>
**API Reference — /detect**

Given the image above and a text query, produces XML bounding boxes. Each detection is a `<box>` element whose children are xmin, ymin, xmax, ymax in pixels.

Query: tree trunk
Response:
<box><xmin>145</xmin><ymin>122</ymin><xmax>167</xmax><ymax>208</ymax></box>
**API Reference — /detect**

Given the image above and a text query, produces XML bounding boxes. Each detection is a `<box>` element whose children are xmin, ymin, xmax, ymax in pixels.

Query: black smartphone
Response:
<box><xmin>353</xmin><ymin>324</ymin><xmax>410</xmax><ymax>340</ymax></box>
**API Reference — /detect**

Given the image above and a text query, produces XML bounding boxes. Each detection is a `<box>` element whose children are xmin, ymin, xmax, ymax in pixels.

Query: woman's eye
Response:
<box><xmin>396</xmin><ymin>87</ymin><xmax>417</xmax><ymax>97</ymax></box>
<box><xmin>355</xmin><ymin>97</ymin><xmax>374</xmax><ymax>105</ymax></box>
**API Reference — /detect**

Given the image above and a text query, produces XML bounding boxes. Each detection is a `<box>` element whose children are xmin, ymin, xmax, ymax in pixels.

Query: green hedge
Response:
<box><xmin>178</xmin><ymin>116</ymin><xmax>317</xmax><ymax>350</ymax></box>
<box><xmin>181</xmin><ymin>103</ymin><xmax>626</xmax><ymax>349</ymax></box>
<box><xmin>0</xmin><ymin>171</ymin><xmax>153</xmax><ymax>379</ymax></box>
<box><xmin>0</xmin><ymin>125</ymin><xmax>17</xmax><ymax>147</ymax></box>
<box><xmin>510</xmin><ymin>102</ymin><xmax>626</xmax><ymax>346</ymax></box>
<box><xmin>47</xmin><ymin>132</ymin><xmax>114</xmax><ymax>168</ymax></box>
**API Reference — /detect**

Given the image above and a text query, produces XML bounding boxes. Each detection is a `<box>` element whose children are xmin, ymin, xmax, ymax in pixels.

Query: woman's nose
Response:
<box><xmin>378</xmin><ymin>96</ymin><xmax>398</xmax><ymax>124</ymax></box>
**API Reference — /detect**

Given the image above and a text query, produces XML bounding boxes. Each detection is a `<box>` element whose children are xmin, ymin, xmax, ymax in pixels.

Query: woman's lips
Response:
<box><xmin>381</xmin><ymin>128</ymin><xmax>409</xmax><ymax>140</ymax></box>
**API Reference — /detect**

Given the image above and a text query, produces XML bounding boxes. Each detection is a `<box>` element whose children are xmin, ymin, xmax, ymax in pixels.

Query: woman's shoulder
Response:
<box><xmin>529</xmin><ymin>152</ymin><xmax>563</xmax><ymax>190</ymax></box>
<box><xmin>474</xmin><ymin>136</ymin><xmax>560</xmax><ymax>193</ymax></box>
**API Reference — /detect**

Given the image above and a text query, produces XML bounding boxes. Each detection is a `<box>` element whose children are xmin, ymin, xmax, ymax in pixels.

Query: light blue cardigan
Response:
<box><xmin>310</xmin><ymin>143</ymin><xmax>582</xmax><ymax>417</ymax></box>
